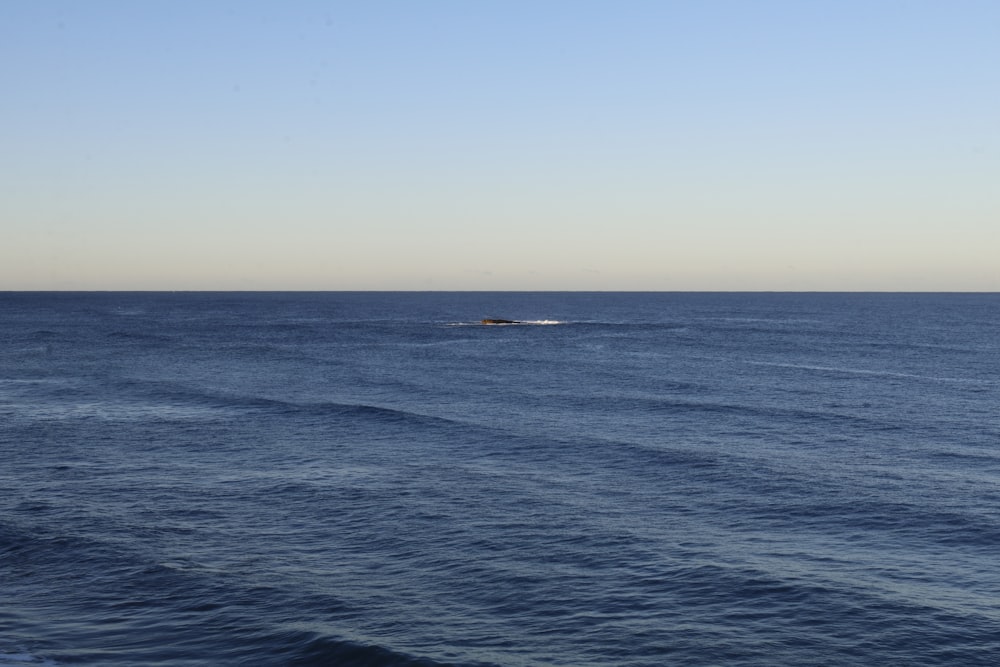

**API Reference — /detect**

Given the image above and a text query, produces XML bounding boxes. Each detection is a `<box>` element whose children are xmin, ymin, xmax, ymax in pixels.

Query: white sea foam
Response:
<box><xmin>447</xmin><ymin>320</ymin><xmax>566</xmax><ymax>326</ymax></box>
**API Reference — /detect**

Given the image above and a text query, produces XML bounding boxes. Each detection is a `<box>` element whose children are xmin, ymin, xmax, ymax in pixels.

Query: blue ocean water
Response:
<box><xmin>2</xmin><ymin>292</ymin><xmax>999</xmax><ymax>666</ymax></box>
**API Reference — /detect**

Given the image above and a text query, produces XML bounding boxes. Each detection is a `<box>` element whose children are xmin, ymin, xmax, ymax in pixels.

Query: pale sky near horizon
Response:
<box><xmin>3</xmin><ymin>1</ymin><xmax>998</xmax><ymax>290</ymax></box>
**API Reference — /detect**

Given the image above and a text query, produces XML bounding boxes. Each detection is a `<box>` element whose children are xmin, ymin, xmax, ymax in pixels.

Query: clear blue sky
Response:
<box><xmin>3</xmin><ymin>1</ymin><xmax>998</xmax><ymax>290</ymax></box>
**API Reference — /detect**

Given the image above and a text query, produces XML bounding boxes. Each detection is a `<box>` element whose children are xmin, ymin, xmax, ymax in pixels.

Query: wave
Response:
<box><xmin>220</xmin><ymin>395</ymin><xmax>462</xmax><ymax>429</ymax></box>
<box><xmin>0</xmin><ymin>651</ymin><xmax>56</xmax><ymax>666</ymax></box>
<box><xmin>746</xmin><ymin>361</ymin><xmax>997</xmax><ymax>385</ymax></box>
<box><xmin>617</xmin><ymin>393</ymin><xmax>903</xmax><ymax>433</ymax></box>
<box><xmin>0</xmin><ymin>521</ymin><xmax>468</xmax><ymax>667</ymax></box>
<box><xmin>3</xmin><ymin>377</ymin><xmax>469</xmax><ymax>429</ymax></box>
<box><xmin>288</xmin><ymin>633</ymin><xmax>497</xmax><ymax>667</ymax></box>
<box><xmin>105</xmin><ymin>330</ymin><xmax>173</xmax><ymax>343</ymax></box>
<box><xmin>1</xmin><ymin>390</ymin><xmax>233</xmax><ymax>423</ymax></box>
<box><xmin>0</xmin><ymin>378</ymin><xmax>73</xmax><ymax>386</ymax></box>
<box><xmin>111</xmin><ymin>379</ymin><xmax>472</xmax><ymax>430</ymax></box>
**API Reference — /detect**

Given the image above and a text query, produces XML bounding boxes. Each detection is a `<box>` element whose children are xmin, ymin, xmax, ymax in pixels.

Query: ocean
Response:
<box><xmin>2</xmin><ymin>291</ymin><xmax>998</xmax><ymax>666</ymax></box>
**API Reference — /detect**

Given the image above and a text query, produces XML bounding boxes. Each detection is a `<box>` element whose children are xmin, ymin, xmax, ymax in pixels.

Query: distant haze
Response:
<box><xmin>3</xmin><ymin>1</ymin><xmax>998</xmax><ymax>290</ymax></box>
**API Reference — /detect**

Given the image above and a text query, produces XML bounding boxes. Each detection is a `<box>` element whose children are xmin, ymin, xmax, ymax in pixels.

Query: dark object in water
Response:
<box><xmin>481</xmin><ymin>318</ymin><xmax>518</xmax><ymax>325</ymax></box>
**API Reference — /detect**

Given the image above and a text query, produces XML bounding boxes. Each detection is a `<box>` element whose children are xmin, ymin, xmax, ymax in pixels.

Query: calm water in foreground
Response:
<box><xmin>2</xmin><ymin>292</ymin><xmax>999</xmax><ymax>666</ymax></box>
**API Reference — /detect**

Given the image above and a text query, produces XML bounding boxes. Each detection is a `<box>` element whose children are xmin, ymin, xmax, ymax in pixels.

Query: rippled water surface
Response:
<box><xmin>2</xmin><ymin>292</ymin><xmax>999</xmax><ymax>666</ymax></box>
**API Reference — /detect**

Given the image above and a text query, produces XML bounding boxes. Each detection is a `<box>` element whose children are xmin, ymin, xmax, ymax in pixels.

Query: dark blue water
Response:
<box><xmin>2</xmin><ymin>292</ymin><xmax>999</xmax><ymax>666</ymax></box>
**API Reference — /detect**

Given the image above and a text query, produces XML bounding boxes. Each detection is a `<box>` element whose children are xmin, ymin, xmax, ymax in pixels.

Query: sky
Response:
<box><xmin>2</xmin><ymin>1</ymin><xmax>998</xmax><ymax>291</ymax></box>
